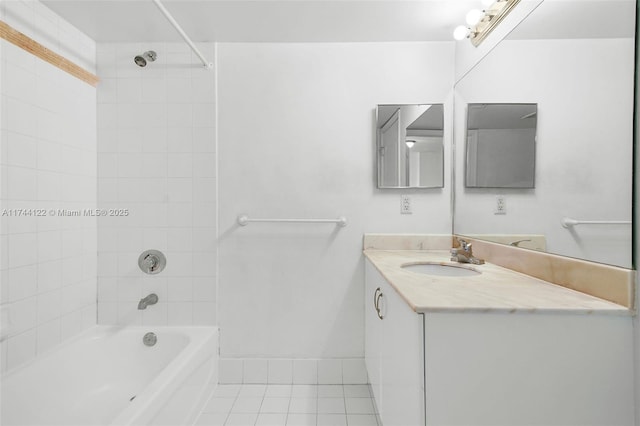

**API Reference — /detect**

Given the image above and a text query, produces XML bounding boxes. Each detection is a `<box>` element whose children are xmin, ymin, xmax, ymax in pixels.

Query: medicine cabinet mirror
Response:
<box><xmin>465</xmin><ymin>103</ymin><xmax>537</xmax><ymax>189</ymax></box>
<box><xmin>453</xmin><ymin>0</ymin><xmax>635</xmax><ymax>268</ymax></box>
<box><xmin>376</xmin><ymin>104</ymin><xmax>444</xmax><ymax>189</ymax></box>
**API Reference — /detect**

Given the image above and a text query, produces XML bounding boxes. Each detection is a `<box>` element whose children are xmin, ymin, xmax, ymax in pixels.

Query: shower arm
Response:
<box><xmin>151</xmin><ymin>0</ymin><xmax>214</xmax><ymax>70</ymax></box>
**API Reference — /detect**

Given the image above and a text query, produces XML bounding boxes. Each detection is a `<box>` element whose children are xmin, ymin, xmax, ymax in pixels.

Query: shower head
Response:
<box><xmin>134</xmin><ymin>51</ymin><xmax>158</xmax><ymax>67</ymax></box>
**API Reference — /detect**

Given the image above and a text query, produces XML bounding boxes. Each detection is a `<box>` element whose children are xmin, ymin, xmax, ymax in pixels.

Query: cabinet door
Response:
<box><xmin>364</xmin><ymin>261</ymin><xmax>382</xmax><ymax>406</ymax></box>
<box><xmin>378</xmin><ymin>277</ymin><xmax>425</xmax><ymax>426</ymax></box>
<box><xmin>365</xmin><ymin>260</ymin><xmax>425</xmax><ymax>426</ymax></box>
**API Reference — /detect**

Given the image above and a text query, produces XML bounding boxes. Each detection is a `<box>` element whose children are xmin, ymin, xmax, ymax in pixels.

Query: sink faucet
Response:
<box><xmin>451</xmin><ymin>239</ymin><xmax>485</xmax><ymax>265</ymax></box>
<box><xmin>138</xmin><ymin>293</ymin><xmax>159</xmax><ymax>310</ymax></box>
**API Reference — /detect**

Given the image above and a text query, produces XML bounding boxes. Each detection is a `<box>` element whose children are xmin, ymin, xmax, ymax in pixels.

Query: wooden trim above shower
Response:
<box><xmin>0</xmin><ymin>20</ymin><xmax>99</xmax><ymax>87</ymax></box>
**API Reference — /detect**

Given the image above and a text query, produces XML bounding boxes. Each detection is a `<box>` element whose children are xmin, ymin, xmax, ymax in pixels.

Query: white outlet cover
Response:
<box><xmin>401</xmin><ymin>194</ymin><xmax>412</xmax><ymax>214</ymax></box>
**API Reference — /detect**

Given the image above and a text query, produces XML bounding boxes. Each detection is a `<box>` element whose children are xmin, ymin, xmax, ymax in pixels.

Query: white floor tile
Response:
<box><xmin>256</xmin><ymin>412</ymin><xmax>288</xmax><ymax>426</ymax></box>
<box><xmin>232</xmin><ymin>396</ymin><xmax>264</xmax><ymax>413</ymax></box>
<box><xmin>225</xmin><ymin>413</ymin><xmax>258</xmax><ymax>426</ymax></box>
<box><xmin>193</xmin><ymin>383</ymin><xmax>374</xmax><ymax>426</ymax></box>
<box><xmin>213</xmin><ymin>385</ymin><xmax>242</xmax><ymax>398</ymax></box>
<box><xmin>239</xmin><ymin>384</ymin><xmax>268</xmax><ymax>397</ymax></box>
<box><xmin>317</xmin><ymin>414</ymin><xmax>347</xmax><ymax>426</ymax></box>
<box><xmin>289</xmin><ymin>397</ymin><xmax>317</xmax><ymax>414</ymax></box>
<box><xmin>343</xmin><ymin>385</ymin><xmax>370</xmax><ymax>398</ymax></box>
<box><xmin>317</xmin><ymin>385</ymin><xmax>343</xmax><ymax>398</ymax></box>
<box><xmin>204</xmin><ymin>397</ymin><xmax>236</xmax><ymax>413</ymax></box>
<box><xmin>286</xmin><ymin>413</ymin><xmax>316</xmax><ymax>426</ymax></box>
<box><xmin>291</xmin><ymin>385</ymin><xmax>318</xmax><ymax>398</ymax></box>
<box><xmin>345</xmin><ymin>398</ymin><xmax>374</xmax><ymax>414</ymax></box>
<box><xmin>346</xmin><ymin>414</ymin><xmax>377</xmax><ymax>426</ymax></box>
<box><xmin>260</xmin><ymin>397</ymin><xmax>291</xmax><ymax>413</ymax></box>
<box><xmin>317</xmin><ymin>398</ymin><xmax>345</xmax><ymax>414</ymax></box>
<box><xmin>266</xmin><ymin>384</ymin><xmax>293</xmax><ymax>397</ymax></box>
<box><xmin>194</xmin><ymin>412</ymin><xmax>228</xmax><ymax>426</ymax></box>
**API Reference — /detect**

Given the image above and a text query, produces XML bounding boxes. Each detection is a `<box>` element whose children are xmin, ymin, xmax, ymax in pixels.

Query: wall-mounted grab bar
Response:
<box><xmin>151</xmin><ymin>0</ymin><xmax>214</xmax><ymax>70</ymax></box>
<box><xmin>561</xmin><ymin>217</ymin><xmax>632</xmax><ymax>228</ymax></box>
<box><xmin>237</xmin><ymin>215</ymin><xmax>347</xmax><ymax>227</ymax></box>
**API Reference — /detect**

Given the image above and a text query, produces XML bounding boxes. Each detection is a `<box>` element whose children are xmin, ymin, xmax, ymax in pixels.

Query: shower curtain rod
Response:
<box><xmin>151</xmin><ymin>0</ymin><xmax>214</xmax><ymax>70</ymax></box>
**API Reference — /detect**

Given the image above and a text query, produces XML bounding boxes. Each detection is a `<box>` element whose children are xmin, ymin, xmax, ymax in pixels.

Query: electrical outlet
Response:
<box><xmin>401</xmin><ymin>194</ymin><xmax>412</xmax><ymax>214</ymax></box>
<box><xmin>494</xmin><ymin>196</ymin><xmax>506</xmax><ymax>215</ymax></box>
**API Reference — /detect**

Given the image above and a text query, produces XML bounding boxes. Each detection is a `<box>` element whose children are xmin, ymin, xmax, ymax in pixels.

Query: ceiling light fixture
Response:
<box><xmin>453</xmin><ymin>0</ymin><xmax>521</xmax><ymax>47</ymax></box>
<box><xmin>405</xmin><ymin>140</ymin><xmax>416</xmax><ymax>149</ymax></box>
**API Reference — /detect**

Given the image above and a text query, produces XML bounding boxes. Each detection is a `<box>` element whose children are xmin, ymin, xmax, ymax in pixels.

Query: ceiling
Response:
<box><xmin>38</xmin><ymin>0</ymin><xmax>636</xmax><ymax>44</ymax></box>
<box><xmin>39</xmin><ymin>0</ymin><xmax>487</xmax><ymax>43</ymax></box>
<box><xmin>508</xmin><ymin>0</ymin><xmax>635</xmax><ymax>40</ymax></box>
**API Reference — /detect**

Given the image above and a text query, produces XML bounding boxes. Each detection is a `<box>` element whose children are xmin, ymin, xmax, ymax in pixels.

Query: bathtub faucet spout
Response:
<box><xmin>138</xmin><ymin>293</ymin><xmax>159</xmax><ymax>310</ymax></box>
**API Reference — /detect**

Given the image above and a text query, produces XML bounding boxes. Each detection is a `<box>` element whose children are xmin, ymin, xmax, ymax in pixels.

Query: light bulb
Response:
<box><xmin>466</xmin><ymin>9</ymin><xmax>484</xmax><ymax>26</ymax></box>
<box><xmin>453</xmin><ymin>25</ymin><xmax>469</xmax><ymax>41</ymax></box>
<box><xmin>405</xmin><ymin>140</ymin><xmax>416</xmax><ymax>149</ymax></box>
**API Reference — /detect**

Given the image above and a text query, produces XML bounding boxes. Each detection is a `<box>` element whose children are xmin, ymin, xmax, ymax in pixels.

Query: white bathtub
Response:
<box><xmin>1</xmin><ymin>326</ymin><xmax>218</xmax><ymax>426</ymax></box>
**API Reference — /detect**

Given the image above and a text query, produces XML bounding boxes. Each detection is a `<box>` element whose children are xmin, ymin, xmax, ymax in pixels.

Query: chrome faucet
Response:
<box><xmin>451</xmin><ymin>239</ymin><xmax>485</xmax><ymax>265</ymax></box>
<box><xmin>138</xmin><ymin>293</ymin><xmax>159</xmax><ymax>310</ymax></box>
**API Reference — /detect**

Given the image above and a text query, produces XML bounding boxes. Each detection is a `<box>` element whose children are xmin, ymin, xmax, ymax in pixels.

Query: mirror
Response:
<box><xmin>466</xmin><ymin>103</ymin><xmax>537</xmax><ymax>188</ymax></box>
<box><xmin>376</xmin><ymin>104</ymin><xmax>444</xmax><ymax>188</ymax></box>
<box><xmin>453</xmin><ymin>0</ymin><xmax>635</xmax><ymax>268</ymax></box>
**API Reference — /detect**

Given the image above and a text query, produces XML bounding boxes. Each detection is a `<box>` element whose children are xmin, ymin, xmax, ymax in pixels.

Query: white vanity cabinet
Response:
<box><xmin>364</xmin><ymin>259</ymin><xmax>635</xmax><ymax>426</ymax></box>
<box><xmin>365</xmin><ymin>261</ymin><xmax>425</xmax><ymax>426</ymax></box>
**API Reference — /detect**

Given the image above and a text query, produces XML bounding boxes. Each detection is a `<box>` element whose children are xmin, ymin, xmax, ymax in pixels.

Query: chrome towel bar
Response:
<box><xmin>237</xmin><ymin>215</ymin><xmax>347</xmax><ymax>227</ymax></box>
<box><xmin>561</xmin><ymin>217</ymin><xmax>631</xmax><ymax>228</ymax></box>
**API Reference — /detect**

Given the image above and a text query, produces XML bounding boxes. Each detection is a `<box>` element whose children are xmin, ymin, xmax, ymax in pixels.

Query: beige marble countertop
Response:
<box><xmin>364</xmin><ymin>249</ymin><xmax>630</xmax><ymax>315</ymax></box>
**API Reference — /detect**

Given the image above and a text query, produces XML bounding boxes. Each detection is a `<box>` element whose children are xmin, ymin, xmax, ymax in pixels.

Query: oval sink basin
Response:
<box><xmin>402</xmin><ymin>263</ymin><xmax>481</xmax><ymax>277</ymax></box>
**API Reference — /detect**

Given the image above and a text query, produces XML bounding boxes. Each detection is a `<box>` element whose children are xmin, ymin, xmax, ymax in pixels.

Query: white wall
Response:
<box><xmin>217</xmin><ymin>42</ymin><xmax>453</xmax><ymax>371</ymax></box>
<box><xmin>0</xmin><ymin>0</ymin><xmax>97</xmax><ymax>372</ymax></box>
<box><xmin>95</xmin><ymin>42</ymin><xmax>217</xmax><ymax>326</ymax></box>
<box><xmin>454</xmin><ymin>38</ymin><xmax>634</xmax><ymax>267</ymax></box>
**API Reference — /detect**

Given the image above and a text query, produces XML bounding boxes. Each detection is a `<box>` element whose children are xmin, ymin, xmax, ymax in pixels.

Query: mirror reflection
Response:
<box><xmin>453</xmin><ymin>0</ymin><xmax>635</xmax><ymax>268</ymax></box>
<box><xmin>376</xmin><ymin>104</ymin><xmax>444</xmax><ymax>189</ymax></box>
<box><xmin>466</xmin><ymin>103</ymin><xmax>537</xmax><ymax>189</ymax></box>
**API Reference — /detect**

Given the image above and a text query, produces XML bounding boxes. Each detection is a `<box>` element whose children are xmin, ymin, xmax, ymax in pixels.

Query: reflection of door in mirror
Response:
<box><xmin>377</xmin><ymin>104</ymin><xmax>445</xmax><ymax>189</ymax></box>
<box><xmin>379</xmin><ymin>108</ymin><xmax>401</xmax><ymax>187</ymax></box>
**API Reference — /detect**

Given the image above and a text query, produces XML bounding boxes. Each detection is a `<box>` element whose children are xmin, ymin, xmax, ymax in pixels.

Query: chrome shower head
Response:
<box><xmin>134</xmin><ymin>51</ymin><xmax>158</xmax><ymax>67</ymax></box>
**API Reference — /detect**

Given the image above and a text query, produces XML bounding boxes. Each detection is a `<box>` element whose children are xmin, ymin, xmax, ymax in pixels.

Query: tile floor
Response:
<box><xmin>194</xmin><ymin>384</ymin><xmax>379</xmax><ymax>426</ymax></box>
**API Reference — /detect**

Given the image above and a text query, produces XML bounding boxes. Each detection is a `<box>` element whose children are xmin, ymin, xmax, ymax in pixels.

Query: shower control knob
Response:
<box><xmin>138</xmin><ymin>250</ymin><xmax>166</xmax><ymax>275</ymax></box>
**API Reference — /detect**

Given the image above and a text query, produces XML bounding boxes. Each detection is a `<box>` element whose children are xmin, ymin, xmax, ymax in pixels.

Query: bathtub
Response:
<box><xmin>1</xmin><ymin>326</ymin><xmax>218</xmax><ymax>426</ymax></box>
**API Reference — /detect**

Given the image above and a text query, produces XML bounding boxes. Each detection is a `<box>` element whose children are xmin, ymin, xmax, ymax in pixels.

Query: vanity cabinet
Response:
<box><xmin>365</xmin><ymin>261</ymin><xmax>424</xmax><ymax>426</ymax></box>
<box><xmin>364</xmin><ymin>259</ymin><xmax>635</xmax><ymax>426</ymax></box>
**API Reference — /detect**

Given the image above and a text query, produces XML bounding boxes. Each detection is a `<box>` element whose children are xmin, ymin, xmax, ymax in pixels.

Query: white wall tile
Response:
<box><xmin>7</xmin><ymin>132</ymin><xmax>37</xmax><ymax>169</ymax></box>
<box><xmin>167</xmin><ymin>302</ymin><xmax>192</xmax><ymax>325</ymax></box>
<box><xmin>7</xmin><ymin>329</ymin><xmax>37</xmax><ymax>370</ymax></box>
<box><xmin>318</xmin><ymin>359</ymin><xmax>342</xmax><ymax>385</ymax></box>
<box><xmin>36</xmin><ymin>318</ymin><xmax>61</xmax><ymax>353</ymax></box>
<box><xmin>268</xmin><ymin>359</ymin><xmax>293</xmax><ymax>384</ymax></box>
<box><xmin>96</xmin><ymin>42</ymin><xmax>216</xmax><ymax>327</ymax></box>
<box><xmin>142</xmin><ymin>301</ymin><xmax>168</xmax><ymax>326</ymax></box>
<box><xmin>193</xmin><ymin>302</ymin><xmax>216</xmax><ymax>325</ymax></box>
<box><xmin>167</xmin><ymin>277</ymin><xmax>193</xmax><ymax>302</ymax></box>
<box><xmin>244</xmin><ymin>359</ymin><xmax>268</xmax><ymax>384</ymax></box>
<box><xmin>293</xmin><ymin>359</ymin><xmax>318</xmax><ymax>385</ymax></box>
<box><xmin>219</xmin><ymin>359</ymin><xmax>243</xmax><ymax>384</ymax></box>
<box><xmin>7</xmin><ymin>266</ymin><xmax>37</xmax><ymax>302</ymax></box>
<box><xmin>11</xmin><ymin>296</ymin><xmax>37</xmax><ymax>335</ymax></box>
<box><xmin>342</xmin><ymin>359</ymin><xmax>368</xmax><ymax>385</ymax></box>
<box><xmin>193</xmin><ymin>277</ymin><xmax>216</xmax><ymax>301</ymax></box>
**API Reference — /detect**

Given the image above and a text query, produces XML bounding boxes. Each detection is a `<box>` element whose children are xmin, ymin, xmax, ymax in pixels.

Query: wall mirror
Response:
<box><xmin>376</xmin><ymin>104</ymin><xmax>444</xmax><ymax>189</ymax></box>
<box><xmin>465</xmin><ymin>103</ymin><xmax>537</xmax><ymax>189</ymax></box>
<box><xmin>453</xmin><ymin>0</ymin><xmax>635</xmax><ymax>268</ymax></box>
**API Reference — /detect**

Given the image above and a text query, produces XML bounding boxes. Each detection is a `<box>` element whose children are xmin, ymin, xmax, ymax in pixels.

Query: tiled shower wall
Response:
<box><xmin>0</xmin><ymin>0</ymin><xmax>97</xmax><ymax>373</ymax></box>
<box><xmin>96</xmin><ymin>43</ymin><xmax>217</xmax><ymax>326</ymax></box>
